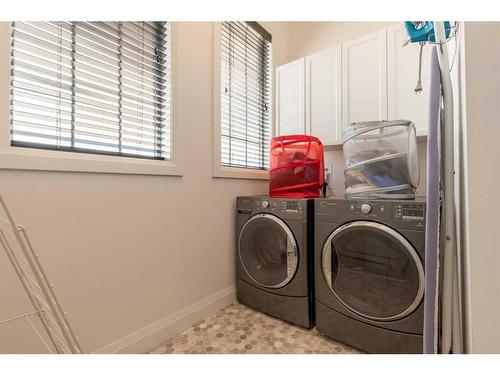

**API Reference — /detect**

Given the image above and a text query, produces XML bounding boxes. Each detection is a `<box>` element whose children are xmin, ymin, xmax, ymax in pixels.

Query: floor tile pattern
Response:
<box><xmin>150</xmin><ymin>303</ymin><xmax>360</xmax><ymax>354</ymax></box>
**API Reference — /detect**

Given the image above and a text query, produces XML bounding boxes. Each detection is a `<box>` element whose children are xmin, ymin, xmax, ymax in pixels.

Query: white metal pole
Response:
<box><xmin>0</xmin><ymin>230</ymin><xmax>62</xmax><ymax>353</ymax></box>
<box><xmin>0</xmin><ymin>191</ymin><xmax>82</xmax><ymax>353</ymax></box>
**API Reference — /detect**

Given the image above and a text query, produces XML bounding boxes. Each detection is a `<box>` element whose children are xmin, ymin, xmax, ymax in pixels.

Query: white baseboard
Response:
<box><xmin>93</xmin><ymin>285</ymin><xmax>236</xmax><ymax>354</ymax></box>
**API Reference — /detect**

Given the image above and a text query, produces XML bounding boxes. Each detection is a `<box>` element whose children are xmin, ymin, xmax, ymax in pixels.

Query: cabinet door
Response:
<box><xmin>342</xmin><ymin>29</ymin><xmax>387</xmax><ymax>127</ymax></box>
<box><xmin>387</xmin><ymin>24</ymin><xmax>431</xmax><ymax>136</ymax></box>
<box><xmin>305</xmin><ymin>47</ymin><xmax>342</xmax><ymax>145</ymax></box>
<box><xmin>275</xmin><ymin>58</ymin><xmax>305</xmax><ymax>136</ymax></box>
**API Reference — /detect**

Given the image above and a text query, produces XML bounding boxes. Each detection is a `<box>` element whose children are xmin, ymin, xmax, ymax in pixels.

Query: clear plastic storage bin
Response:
<box><xmin>342</xmin><ymin>120</ymin><xmax>419</xmax><ymax>199</ymax></box>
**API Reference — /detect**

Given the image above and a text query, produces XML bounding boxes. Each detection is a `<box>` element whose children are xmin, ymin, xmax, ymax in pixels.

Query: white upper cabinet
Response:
<box><xmin>275</xmin><ymin>58</ymin><xmax>305</xmax><ymax>136</ymax></box>
<box><xmin>274</xmin><ymin>24</ymin><xmax>431</xmax><ymax>145</ymax></box>
<box><xmin>387</xmin><ymin>24</ymin><xmax>431</xmax><ymax>136</ymax></box>
<box><xmin>342</xmin><ymin>29</ymin><xmax>388</xmax><ymax>127</ymax></box>
<box><xmin>305</xmin><ymin>47</ymin><xmax>342</xmax><ymax>145</ymax></box>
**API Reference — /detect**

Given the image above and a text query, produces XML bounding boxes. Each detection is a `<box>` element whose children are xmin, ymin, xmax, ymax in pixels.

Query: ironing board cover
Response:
<box><xmin>423</xmin><ymin>47</ymin><xmax>441</xmax><ymax>354</ymax></box>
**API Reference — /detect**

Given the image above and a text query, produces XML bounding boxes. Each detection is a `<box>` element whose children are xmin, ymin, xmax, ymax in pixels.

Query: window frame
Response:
<box><xmin>212</xmin><ymin>22</ymin><xmax>271</xmax><ymax>180</ymax></box>
<box><xmin>0</xmin><ymin>22</ymin><xmax>183</xmax><ymax>176</ymax></box>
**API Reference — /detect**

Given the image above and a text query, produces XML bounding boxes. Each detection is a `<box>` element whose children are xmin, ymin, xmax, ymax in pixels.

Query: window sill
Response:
<box><xmin>0</xmin><ymin>146</ymin><xmax>183</xmax><ymax>176</ymax></box>
<box><xmin>213</xmin><ymin>166</ymin><xmax>269</xmax><ymax>180</ymax></box>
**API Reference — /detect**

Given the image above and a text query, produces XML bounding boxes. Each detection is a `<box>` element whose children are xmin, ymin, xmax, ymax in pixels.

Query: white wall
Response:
<box><xmin>0</xmin><ymin>21</ymin><xmax>289</xmax><ymax>353</ymax></box>
<box><xmin>461</xmin><ymin>22</ymin><xmax>500</xmax><ymax>354</ymax></box>
<box><xmin>284</xmin><ymin>22</ymin><xmax>427</xmax><ymax>197</ymax></box>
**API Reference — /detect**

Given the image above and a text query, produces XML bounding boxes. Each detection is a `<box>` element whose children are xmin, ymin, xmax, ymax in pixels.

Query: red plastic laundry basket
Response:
<box><xmin>269</xmin><ymin>135</ymin><xmax>325</xmax><ymax>198</ymax></box>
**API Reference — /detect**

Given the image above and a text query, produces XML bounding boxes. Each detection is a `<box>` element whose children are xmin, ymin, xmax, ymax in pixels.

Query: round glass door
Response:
<box><xmin>239</xmin><ymin>214</ymin><xmax>298</xmax><ymax>289</ymax></box>
<box><xmin>322</xmin><ymin>221</ymin><xmax>424</xmax><ymax>321</ymax></box>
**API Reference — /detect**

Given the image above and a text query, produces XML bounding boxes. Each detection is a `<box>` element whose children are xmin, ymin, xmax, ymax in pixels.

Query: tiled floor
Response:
<box><xmin>149</xmin><ymin>303</ymin><xmax>360</xmax><ymax>354</ymax></box>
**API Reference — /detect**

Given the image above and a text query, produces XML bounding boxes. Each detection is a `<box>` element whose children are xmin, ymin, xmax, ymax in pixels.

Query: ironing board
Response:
<box><xmin>423</xmin><ymin>46</ymin><xmax>441</xmax><ymax>354</ymax></box>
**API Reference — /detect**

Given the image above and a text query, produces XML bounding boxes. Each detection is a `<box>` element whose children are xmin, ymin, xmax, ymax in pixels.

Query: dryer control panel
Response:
<box><xmin>396</xmin><ymin>202</ymin><xmax>425</xmax><ymax>221</ymax></box>
<box><xmin>315</xmin><ymin>198</ymin><xmax>426</xmax><ymax>231</ymax></box>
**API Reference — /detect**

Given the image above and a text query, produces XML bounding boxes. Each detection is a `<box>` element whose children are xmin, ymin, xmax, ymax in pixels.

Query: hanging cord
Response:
<box><xmin>415</xmin><ymin>42</ymin><xmax>426</xmax><ymax>94</ymax></box>
<box><xmin>411</xmin><ymin>22</ymin><xmax>458</xmax><ymax>94</ymax></box>
<box><xmin>449</xmin><ymin>22</ymin><xmax>460</xmax><ymax>72</ymax></box>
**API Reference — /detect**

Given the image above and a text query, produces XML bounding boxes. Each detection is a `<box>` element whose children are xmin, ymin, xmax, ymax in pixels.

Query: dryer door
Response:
<box><xmin>322</xmin><ymin>221</ymin><xmax>424</xmax><ymax>321</ymax></box>
<box><xmin>239</xmin><ymin>213</ymin><xmax>298</xmax><ymax>289</ymax></box>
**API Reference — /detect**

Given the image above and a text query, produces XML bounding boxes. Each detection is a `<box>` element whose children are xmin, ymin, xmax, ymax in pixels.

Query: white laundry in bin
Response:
<box><xmin>342</xmin><ymin>120</ymin><xmax>419</xmax><ymax>199</ymax></box>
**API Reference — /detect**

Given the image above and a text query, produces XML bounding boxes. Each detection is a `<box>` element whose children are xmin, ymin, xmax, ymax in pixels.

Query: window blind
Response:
<box><xmin>10</xmin><ymin>21</ymin><xmax>170</xmax><ymax>160</ymax></box>
<box><xmin>220</xmin><ymin>21</ymin><xmax>272</xmax><ymax>170</ymax></box>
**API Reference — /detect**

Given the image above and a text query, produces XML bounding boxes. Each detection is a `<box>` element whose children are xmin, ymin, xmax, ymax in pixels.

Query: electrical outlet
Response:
<box><xmin>324</xmin><ymin>164</ymin><xmax>333</xmax><ymax>186</ymax></box>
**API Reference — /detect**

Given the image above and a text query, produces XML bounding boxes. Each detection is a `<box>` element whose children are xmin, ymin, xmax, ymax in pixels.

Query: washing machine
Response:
<box><xmin>236</xmin><ymin>196</ymin><xmax>314</xmax><ymax>328</ymax></box>
<box><xmin>315</xmin><ymin>197</ymin><xmax>426</xmax><ymax>353</ymax></box>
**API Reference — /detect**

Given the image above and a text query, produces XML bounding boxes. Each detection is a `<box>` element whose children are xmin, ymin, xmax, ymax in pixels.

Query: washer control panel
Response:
<box><xmin>252</xmin><ymin>197</ymin><xmax>306</xmax><ymax>220</ymax></box>
<box><xmin>315</xmin><ymin>198</ymin><xmax>426</xmax><ymax>231</ymax></box>
<box><xmin>284</xmin><ymin>200</ymin><xmax>299</xmax><ymax>212</ymax></box>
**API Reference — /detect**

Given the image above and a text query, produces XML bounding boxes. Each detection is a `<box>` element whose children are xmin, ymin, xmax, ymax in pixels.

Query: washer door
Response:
<box><xmin>239</xmin><ymin>213</ymin><xmax>298</xmax><ymax>289</ymax></box>
<box><xmin>322</xmin><ymin>221</ymin><xmax>424</xmax><ymax>321</ymax></box>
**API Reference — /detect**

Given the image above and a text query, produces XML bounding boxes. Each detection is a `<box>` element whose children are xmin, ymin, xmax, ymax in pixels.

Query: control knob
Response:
<box><xmin>261</xmin><ymin>200</ymin><xmax>270</xmax><ymax>208</ymax></box>
<box><xmin>360</xmin><ymin>203</ymin><xmax>372</xmax><ymax>214</ymax></box>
